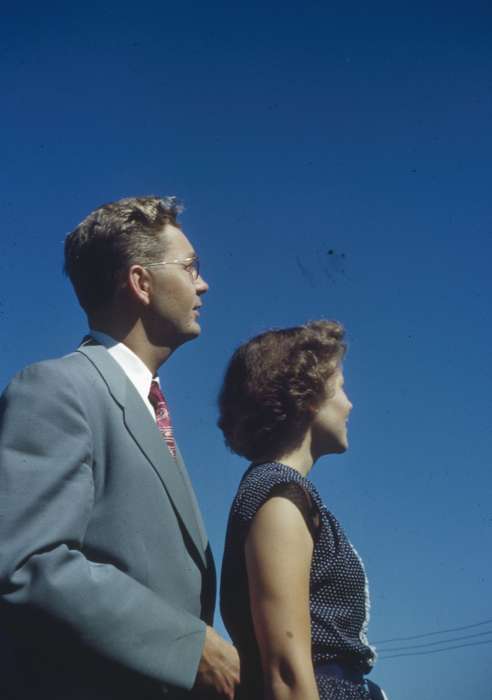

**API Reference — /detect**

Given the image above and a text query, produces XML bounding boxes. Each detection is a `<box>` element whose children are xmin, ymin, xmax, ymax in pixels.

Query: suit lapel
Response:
<box><xmin>77</xmin><ymin>342</ymin><xmax>207</xmax><ymax>568</ymax></box>
<box><xmin>174</xmin><ymin>445</ymin><xmax>208</xmax><ymax>551</ymax></box>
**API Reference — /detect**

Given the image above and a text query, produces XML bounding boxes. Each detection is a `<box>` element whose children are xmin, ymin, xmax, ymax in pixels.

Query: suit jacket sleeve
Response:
<box><xmin>0</xmin><ymin>362</ymin><xmax>206</xmax><ymax>690</ymax></box>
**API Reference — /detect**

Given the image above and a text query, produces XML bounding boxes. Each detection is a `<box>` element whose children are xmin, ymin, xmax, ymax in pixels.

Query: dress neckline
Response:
<box><xmin>247</xmin><ymin>460</ymin><xmax>314</xmax><ymax>484</ymax></box>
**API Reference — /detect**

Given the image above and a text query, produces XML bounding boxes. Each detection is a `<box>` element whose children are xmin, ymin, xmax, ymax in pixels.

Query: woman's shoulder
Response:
<box><xmin>231</xmin><ymin>462</ymin><xmax>321</xmax><ymax>534</ymax></box>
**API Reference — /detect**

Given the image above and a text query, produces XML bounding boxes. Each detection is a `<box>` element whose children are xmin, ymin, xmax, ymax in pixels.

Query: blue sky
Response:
<box><xmin>1</xmin><ymin>2</ymin><xmax>491</xmax><ymax>698</ymax></box>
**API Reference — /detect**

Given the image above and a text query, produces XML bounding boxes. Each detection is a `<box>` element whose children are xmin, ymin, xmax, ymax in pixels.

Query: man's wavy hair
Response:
<box><xmin>218</xmin><ymin>320</ymin><xmax>346</xmax><ymax>462</ymax></box>
<box><xmin>64</xmin><ymin>196</ymin><xmax>183</xmax><ymax>313</ymax></box>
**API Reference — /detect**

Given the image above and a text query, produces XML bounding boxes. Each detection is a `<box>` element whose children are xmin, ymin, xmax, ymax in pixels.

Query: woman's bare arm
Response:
<box><xmin>245</xmin><ymin>495</ymin><xmax>320</xmax><ymax>700</ymax></box>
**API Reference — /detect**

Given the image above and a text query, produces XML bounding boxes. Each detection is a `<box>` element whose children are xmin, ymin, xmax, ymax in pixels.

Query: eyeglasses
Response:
<box><xmin>145</xmin><ymin>255</ymin><xmax>200</xmax><ymax>281</ymax></box>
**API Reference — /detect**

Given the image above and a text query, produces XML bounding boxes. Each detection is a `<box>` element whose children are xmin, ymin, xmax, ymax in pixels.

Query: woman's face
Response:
<box><xmin>310</xmin><ymin>369</ymin><xmax>353</xmax><ymax>455</ymax></box>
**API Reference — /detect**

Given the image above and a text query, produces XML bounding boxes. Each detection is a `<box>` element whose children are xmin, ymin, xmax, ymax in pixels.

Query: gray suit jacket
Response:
<box><xmin>0</xmin><ymin>342</ymin><xmax>215</xmax><ymax>700</ymax></box>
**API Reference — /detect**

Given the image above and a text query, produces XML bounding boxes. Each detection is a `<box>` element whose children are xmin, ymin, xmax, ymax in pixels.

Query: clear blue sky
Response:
<box><xmin>2</xmin><ymin>3</ymin><xmax>491</xmax><ymax>698</ymax></box>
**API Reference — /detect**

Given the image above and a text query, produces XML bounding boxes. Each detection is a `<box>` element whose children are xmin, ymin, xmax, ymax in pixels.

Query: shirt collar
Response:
<box><xmin>89</xmin><ymin>330</ymin><xmax>157</xmax><ymax>414</ymax></box>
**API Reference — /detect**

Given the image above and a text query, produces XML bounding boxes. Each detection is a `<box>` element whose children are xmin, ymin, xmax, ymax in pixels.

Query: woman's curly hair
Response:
<box><xmin>218</xmin><ymin>320</ymin><xmax>346</xmax><ymax>462</ymax></box>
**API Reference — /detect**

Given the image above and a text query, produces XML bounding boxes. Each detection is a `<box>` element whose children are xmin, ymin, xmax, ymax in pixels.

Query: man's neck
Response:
<box><xmin>89</xmin><ymin>323</ymin><xmax>173</xmax><ymax>375</ymax></box>
<box><xmin>119</xmin><ymin>335</ymin><xmax>174</xmax><ymax>375</ymax></box>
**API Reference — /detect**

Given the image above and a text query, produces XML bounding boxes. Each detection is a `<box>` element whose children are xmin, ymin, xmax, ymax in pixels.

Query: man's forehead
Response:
<box><xmin>160</xmin><ymin>223</ymin><xmax>196</xmax><ymax>255</ymax></box>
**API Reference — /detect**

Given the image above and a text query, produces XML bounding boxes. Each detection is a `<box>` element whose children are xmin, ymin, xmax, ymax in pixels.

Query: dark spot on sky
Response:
<box><xmin>286</xmin><ymin>631</ymin><xmax>293</xmax><ymax>638</ymax></box>
<box><xmin>322</xmin><ymin>248</ymin><xmax>348</xmax><ymax>282</ymax></box>
<box><xmin>295</xmin><ymin>255</ymin><xmax>316</xmax><ymax>288</ymax></box>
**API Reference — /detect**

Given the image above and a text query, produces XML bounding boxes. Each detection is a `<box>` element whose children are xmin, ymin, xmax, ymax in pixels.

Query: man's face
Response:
<box><xmin>144</xmin><ymin>224</ymin><xmax>209</xmax><ymax>348</ymax></box>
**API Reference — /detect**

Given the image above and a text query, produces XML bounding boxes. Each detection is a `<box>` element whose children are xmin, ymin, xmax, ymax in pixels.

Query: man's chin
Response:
<box><xmin>176</xmin><ymin>323</ymin><xmax>202</xmax><ymax>345</ymax></box>
<box><xmin>189</xmin><ymin>321</ymin><xmax>202</xmax><ymax>337</ymax></box>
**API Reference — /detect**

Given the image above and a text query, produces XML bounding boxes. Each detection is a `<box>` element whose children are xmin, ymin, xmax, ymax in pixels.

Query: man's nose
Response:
<box><xmin>196</xmin><ymin>275</ymin><xmax>209</xmax><ymax>294</ymax></box>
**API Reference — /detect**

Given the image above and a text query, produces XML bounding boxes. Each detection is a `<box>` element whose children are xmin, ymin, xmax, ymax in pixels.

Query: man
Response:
<box><xmin>0</xmin><ymin>196</ymin><xmax>239</xmax><ymax>700</ymax></box>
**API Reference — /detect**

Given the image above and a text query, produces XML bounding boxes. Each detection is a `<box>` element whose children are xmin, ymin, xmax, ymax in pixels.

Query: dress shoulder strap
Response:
<box><xmin>269</xmin><ymin>481</ymin><xmax>322</xmax><ymax>540</ymax></box>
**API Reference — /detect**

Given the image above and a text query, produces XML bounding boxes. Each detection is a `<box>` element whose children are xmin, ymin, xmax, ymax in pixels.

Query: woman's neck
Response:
<box><xmin>274</xmin><ymin>431</ymin><xmax>315</xmax><ymax>477</ymax></box>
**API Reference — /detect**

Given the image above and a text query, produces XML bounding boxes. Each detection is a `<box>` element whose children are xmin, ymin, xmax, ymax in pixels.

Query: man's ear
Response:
<box><xmin>127</xmin><ymin>265</ymin><xmax>152</xmax><ymax>305</ymax></box>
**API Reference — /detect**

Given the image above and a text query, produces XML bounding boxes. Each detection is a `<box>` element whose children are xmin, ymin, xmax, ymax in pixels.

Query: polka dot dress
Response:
<box><xmin>220</xmin><ymin>462</ymin><xmax>376</xmax><ymax>700</ymax></box>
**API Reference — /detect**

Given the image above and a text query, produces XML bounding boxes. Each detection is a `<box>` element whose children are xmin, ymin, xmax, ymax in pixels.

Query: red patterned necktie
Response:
<box><xmin>148</xmin><ymin>380</ymin><xmax>177</xmax><ymax>458</ymax></box>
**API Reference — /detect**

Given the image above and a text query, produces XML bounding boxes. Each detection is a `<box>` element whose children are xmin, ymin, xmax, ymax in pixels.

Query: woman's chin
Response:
<box><xmin>320</xmin><ymin>436</ymin><xmax>348</xmax><ymax>456</ymax></box>
<box><xmin>334</xmin><ymin>442</ymin><xmax>348</xmax><ymax>454</ymax></box>
<box><xmin>333</xmin><ymin>433</ymin><xmax>349</xmax><ymax>453</ymax></box>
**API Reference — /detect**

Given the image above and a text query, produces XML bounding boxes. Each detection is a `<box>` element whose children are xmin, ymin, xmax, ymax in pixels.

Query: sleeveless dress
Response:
<box><xmin>220</xmin><ymin>462</ymin><xmax>377</xmax><ymax>700</ymax></box>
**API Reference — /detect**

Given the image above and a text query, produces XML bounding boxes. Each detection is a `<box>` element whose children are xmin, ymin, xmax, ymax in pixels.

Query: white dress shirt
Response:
<box><xmin>89</xmin><ymin>330</ymin><xmax>157</xmax><ymax>418</ymax></box>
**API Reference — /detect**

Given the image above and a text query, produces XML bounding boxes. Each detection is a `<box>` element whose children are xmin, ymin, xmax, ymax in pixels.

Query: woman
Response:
<box><xmin>219</xmin><ymin>321</ymin><xmax>387</xmax><ymax>700</ymax></box>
